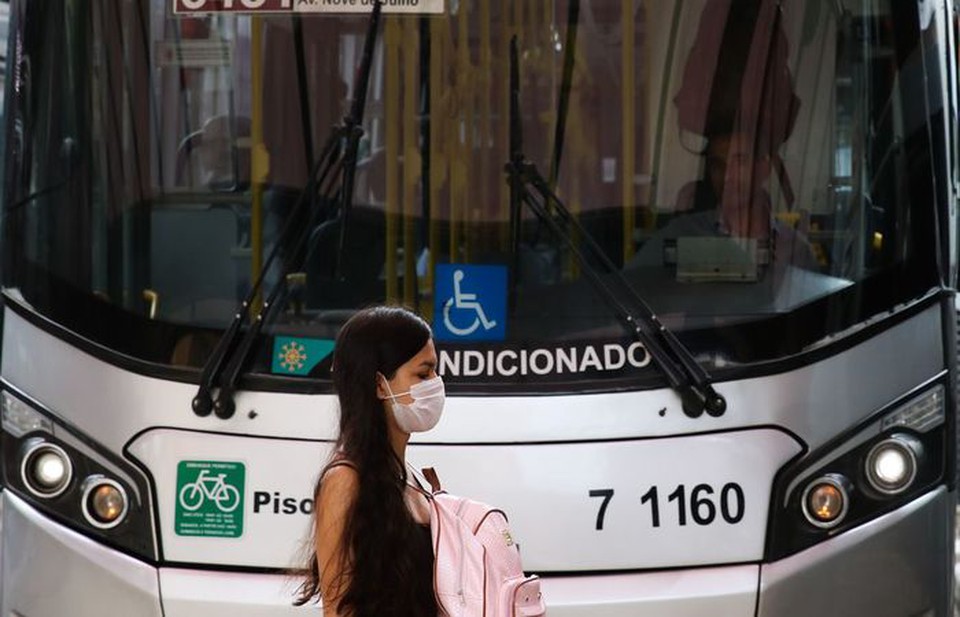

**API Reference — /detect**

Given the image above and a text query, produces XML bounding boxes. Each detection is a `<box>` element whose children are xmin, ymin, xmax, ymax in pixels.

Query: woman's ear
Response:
<box><xmin>375</xmin><ymin>372</ymin><xmax>389</xmax><ymax>401</ymax></box>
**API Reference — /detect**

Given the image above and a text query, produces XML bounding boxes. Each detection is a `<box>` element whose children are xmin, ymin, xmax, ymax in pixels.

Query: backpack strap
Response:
<box><xmin>405</xmin><ymin>464</ymin><xmax>443</xmax><ymax>495</ymax></box>
<box><xmin>422</xmin><ymin>467</ymin><xmax>442</xmax><ymax>493</ymax></box>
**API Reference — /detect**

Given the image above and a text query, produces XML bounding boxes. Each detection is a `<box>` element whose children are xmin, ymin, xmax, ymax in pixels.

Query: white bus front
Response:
<box><xmin>0</xmin><ymin>1</ymin><xmax>955</xmax><ymax>616</ymax></box>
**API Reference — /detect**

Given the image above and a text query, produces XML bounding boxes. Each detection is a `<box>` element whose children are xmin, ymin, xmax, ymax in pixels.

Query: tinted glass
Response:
<box><xmin>1</xmin><ymin>0</ymin><xmax>945</xmax><ymax>389</ymax></box>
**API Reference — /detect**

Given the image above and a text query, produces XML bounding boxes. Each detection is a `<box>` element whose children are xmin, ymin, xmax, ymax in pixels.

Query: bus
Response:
<box><xmin>0</xmin><ymin>0</ymin><xmax>956</xmax><ymax>615</ymax></box>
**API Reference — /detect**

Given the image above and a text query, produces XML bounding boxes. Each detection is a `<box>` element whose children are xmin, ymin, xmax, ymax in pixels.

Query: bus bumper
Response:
<box><xmin>539</xmin><ymin>566</ymin><xmax>759</xmax><ymax>616</ymax></box>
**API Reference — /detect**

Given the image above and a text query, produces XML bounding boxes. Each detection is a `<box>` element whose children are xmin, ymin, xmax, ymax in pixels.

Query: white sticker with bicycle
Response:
<box><xmin>129</xmin><ymin>428</ymin><xmax>331</xmax><ymax>567</ymax></box>
<box><xmin>175</xmin><ymin>460</ymin><xmax>246</xmax><ymax>538</ymax></box>
<box><xmin>434</xmin><ymin>264</ymin><xmax>507</xmax><ymax>342</ymax></box>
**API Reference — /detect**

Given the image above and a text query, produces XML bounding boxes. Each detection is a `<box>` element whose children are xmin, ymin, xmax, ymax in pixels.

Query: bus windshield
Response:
<box><xmin>0</xmin><ymin>1</ymin><xmax>945</xmax><ymax>390</ymax></box>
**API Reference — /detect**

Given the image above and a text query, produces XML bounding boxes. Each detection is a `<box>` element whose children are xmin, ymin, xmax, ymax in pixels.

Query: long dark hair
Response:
<box><xmin>295</xmin><ymin>305</ymin><xmax>436</xmax><ymax>616</ymax></box>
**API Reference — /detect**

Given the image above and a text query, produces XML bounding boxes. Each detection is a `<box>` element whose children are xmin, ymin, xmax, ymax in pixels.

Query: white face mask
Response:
<box><xmin>381</xmin><ymin>375</ymin><xmax>445</xmax><ymax>433</ymax></box>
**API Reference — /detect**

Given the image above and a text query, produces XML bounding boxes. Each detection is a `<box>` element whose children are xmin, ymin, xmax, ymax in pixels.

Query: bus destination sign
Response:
<box><xmin>173</xmin><ymin>0</ymin><xmax>445</xmax><ymax>14</ymax></box>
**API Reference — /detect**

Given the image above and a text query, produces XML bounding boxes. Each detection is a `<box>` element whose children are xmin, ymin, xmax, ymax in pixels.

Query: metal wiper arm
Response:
<box><xmin>191</xmin><ymin>114</ymin><xmax>348</xmax><ymax>419</ymax></box>
<box><xmin>512</xmin><ymin>160</ymin><xmax>726</xmax><ymax>417</ymax></box>
<box><xmin>547</xmin><ymin>0</ymin><xmax>580</xmax><ymax>193</ymax></box>
<box><xmin>191</xmin><ymin>3</ymin><xmax>382</xmax><ymax>419</ymax></box>
<box><xmin>506</xmin><ymin>38</ymin><xmax>725</xmax><ymax>419</ymax></box>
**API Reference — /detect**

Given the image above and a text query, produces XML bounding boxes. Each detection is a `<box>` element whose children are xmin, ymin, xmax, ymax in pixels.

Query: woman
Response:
<box><xmin>295</xmin><ymin>305</ymin><xmax>442</xmax><ymax>616</ymax></box>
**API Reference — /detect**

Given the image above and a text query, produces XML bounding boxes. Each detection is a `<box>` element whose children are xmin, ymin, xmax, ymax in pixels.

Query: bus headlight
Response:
<box><xmin>864</xmin><ymin>434</ymin><xmax>921</xmax><ymax>495</ymax></box>
<box><xmin>1</xmin><ymin>388</ymin><xmax>156</xmax><ymax>560</ymax></box>
<box><xmin>801</xmin><ymin>474</ymin><xmax>849</xmax><ymax>528</ymax></box>
<box><xmin>766</xmin><ymin>382</ymin><xmax>947</xmax><ymax>561</ymax></box>
<box><xmin>81</xmin><ymin>476</ymin><xmax>128</xmax><ymax>529</ymax></box>
<box><xmin>20</xmin><ymin>440</ymin><xmax>73</xmax><ymax>498</ymax></box>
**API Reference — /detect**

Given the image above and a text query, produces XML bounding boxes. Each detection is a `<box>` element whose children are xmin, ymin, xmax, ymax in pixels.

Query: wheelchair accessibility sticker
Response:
<box><xmin>434</xmin><ymin>264</ymin><xmax>507</xmax><ymax>342</ymax></box>
<box><xmin>174</xmin><ymin>461</ymin><xmax>245</xmax><ymax>538</ymax></box>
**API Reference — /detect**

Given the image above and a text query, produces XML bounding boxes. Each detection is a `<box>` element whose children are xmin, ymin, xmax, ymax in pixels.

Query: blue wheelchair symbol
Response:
<box><xmin>434</xmin><ymin>264</ymin><xmax>506</xmax><ymax>342</ymax></box>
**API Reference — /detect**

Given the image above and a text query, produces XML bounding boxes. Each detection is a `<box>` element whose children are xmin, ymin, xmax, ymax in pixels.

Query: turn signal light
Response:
<box><xmin>802</xmin><ymin>474</ymin><xmax>849</xmax><ymax>528</ymax></box>
<box><xmin>81</xmin><ymin>476</ymin><xmax>128</xmax><ymax>529</ymax></box>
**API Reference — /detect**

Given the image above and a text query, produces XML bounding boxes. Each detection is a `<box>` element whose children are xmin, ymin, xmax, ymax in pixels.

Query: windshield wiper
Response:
<box><xmin>548</xmin><ymin>0</ymin><xmax>579</xmax><ymax>193</ymax></box>
<box><xmin>191</xmin><ymin>3</ymin><xmax>383</xmax><ymax>419</ymax></box>
<box><xmin>506</xmin><ymin>37</ymin><xmax>725</xmax><ymax>419</ymax></box>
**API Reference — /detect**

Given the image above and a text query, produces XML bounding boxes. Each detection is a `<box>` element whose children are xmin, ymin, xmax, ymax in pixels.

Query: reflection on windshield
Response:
<box><xmin>619</xmin><ymin>2</ymin><xmax>849</xmax><ymax>323</ymax></box>
<box><xmin>1</xmin><ymin>0</ymin><xmax>944</xmax><ymax>383</ymax></box>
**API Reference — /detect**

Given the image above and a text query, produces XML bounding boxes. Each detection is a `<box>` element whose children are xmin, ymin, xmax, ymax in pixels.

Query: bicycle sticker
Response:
<box><xmin>175</xmin><ymin>460</ymin><xmax>246</xmax><ymax>538</ymax></box>
<box><xmin>434</xmin><ymin>264</ymin><xmax>507</xmax><ymax>342</ymax></box>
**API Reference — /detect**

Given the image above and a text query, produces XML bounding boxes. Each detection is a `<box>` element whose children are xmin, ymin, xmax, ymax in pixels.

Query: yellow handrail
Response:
<box><xmin>403</xmin><ymin>17</ymin><xmax>419</xmax><ymax>305</ymax></box>
<box><xmin>426</xmin><ymin>16</ymin><xmax>445</xmax><ymax>321</ymax></box>
<box><xmin>498</xmin><ymin>0</ymin><xmax>512</xmax><ymax>249</ymax></box>
<box><xmin>621</xmin><ymin>0</ymin><xmax>636</xmax><ymax>263</ymax></box>
<box><xmin>385</xmin><ymin>17</ymin><xmax>401</xmax><ymax>302</ymax></box>
<box><xmin>251</xmin><ymin>16</ymin><xmax>267</xmax><ymax>313</ymax></box>
<box><xmin>479</xmin><ymin>0</ymin><xmax>492</xmax><ymax>239</ymax></box>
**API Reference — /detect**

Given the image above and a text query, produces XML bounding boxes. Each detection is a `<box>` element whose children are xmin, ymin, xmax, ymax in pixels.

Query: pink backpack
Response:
<box><xmin>417</xmin><ymin>468</ymin><xmax>546</xmax><ymax>617</ymax></box>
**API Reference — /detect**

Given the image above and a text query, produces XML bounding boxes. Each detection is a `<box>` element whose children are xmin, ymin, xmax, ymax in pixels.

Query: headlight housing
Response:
<box><xmin>767</xmin><ymin>382</ymin><xmax>948</xmax><ymax>561</ymax></box>
<box><xmin>1</xmin><ymin>388</ymin><xmax>156</xmax><ymax>562</ymax></box>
